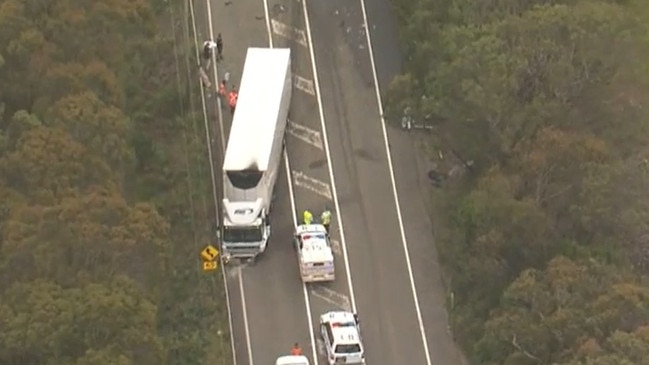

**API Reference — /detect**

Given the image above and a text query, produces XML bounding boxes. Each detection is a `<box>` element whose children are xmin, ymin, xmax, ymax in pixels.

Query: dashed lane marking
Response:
<box><xmin>287</xmin><ymin>120</ymin><xmax>323</xmax><ymax>150</ymax></box>
<box><xmin>294</xmin><ymin>75</ymin><xmax>315</xmax><ymax>95</ymax></box>
<box><xmin>292</xmin><ymin>171</ymin><xmax>332</xmax><ymax>200</ymax></box>
<box><xmin>329</xmin><ymin>238</ymin><xmax>342</xmax><ymax>256</ymax></box>
<box><xmin>271</xmin><ymin>19</ymin><xmax>307</xmax><ymax>47</ymax></box>
<box><xmin>310</xmin><ymin>286</ymin><xmax>352</xmax><ymax>311</ymax></box>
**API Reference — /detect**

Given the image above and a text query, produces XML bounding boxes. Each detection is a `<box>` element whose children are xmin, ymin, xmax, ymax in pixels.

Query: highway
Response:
<box><xmin>190</xmin><ymin>0</ymin><xmax>467</xmax><ymax>363</ymax></box>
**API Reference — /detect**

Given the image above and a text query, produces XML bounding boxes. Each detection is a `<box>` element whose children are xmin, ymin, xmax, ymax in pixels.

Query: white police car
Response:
<box><xmin>319</xmin><ymin>311</ymin><xmax>365</xmax><ymax>364</ymax></box>
<box><xmin>275</xmin><ymin>355</ymin><xmax>309</xmax><ymax>365</ymax></box>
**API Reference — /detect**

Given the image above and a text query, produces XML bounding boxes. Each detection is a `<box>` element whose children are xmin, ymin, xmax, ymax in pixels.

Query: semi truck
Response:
<box><xmin>221</xmin><ymin>47</ymin><xmax>292</xmax><ymax>261</ymax></box>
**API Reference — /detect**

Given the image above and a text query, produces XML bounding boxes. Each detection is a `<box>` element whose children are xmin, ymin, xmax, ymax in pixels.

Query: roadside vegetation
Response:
<box><xmin>388</xmin><ymin>0</ymin><xmax>649</xmax><ymax>363</ymax></box>
<box><xmin>0</xmin><ymin>0</ymin><xmax>231</xmax><ymax>364</ymax></box>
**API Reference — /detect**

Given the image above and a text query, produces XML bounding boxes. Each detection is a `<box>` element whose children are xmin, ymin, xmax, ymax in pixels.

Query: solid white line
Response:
<box><xmin>301</xmin><ymin>0</ymin><xmax>358</xmax><ymax>312</ymax></box>
<box><xmin>262</xmin><ymin>0</ymin><xmax>273</xmax><ymax>48</ymax></box>
<box><xmin>285</xmin><ymin>151</ymin><xmax>320</xmax><ymax>365</ymax></box>
<box><xmin>201</xmin><ymin>0</ymin><xmax>239</xmax><ymax>365</ymax></box>
<box><xmin>263</xmin><ymin>1</ymin><xmax>319</xmax><ymax>364</ymax></box>
<box><xmin>357</xmin><ymin>1</ymin><xmax>433</xmax><ymax>364</ymax></box>
<box><xmin>205</xmin><ymin>0</ymin><xmax>226</xmax><ymax>159</ymax></box>
<box><xmin>238</xmin><ymin>269</ymin><xmax>255</xmax><ymax>365</ymax></box>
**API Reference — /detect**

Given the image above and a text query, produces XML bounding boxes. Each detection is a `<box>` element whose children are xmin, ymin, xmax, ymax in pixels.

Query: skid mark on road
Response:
<box><xmin>271</xmin><ymin>19</ymin><xmax>307</xmax><ymax>46</ymax></box>
<box><xmin>311</xmin><ymin>285</ymin><xmax>352</xmax><ymax>311</ymax></box>
<box><xmin>292</xmin><ymin>171</ymin><xmax>332</xmax><ymax>200</ymax></box>
<box><xmin>294</xmin><ymin>75</ymin><xmax>315</xmax><ymax>96</ymax></box>
<box><xmin>288</xmin><ymin>120</ymin><xmax>323</xmax><ymax>150</ymax></box>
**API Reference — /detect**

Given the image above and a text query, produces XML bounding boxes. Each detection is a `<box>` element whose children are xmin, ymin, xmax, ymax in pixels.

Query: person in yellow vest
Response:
<box><xmin>321</xmin><ymin>208</ymin><xmax>332</xmax><ymax>234</ymax></box>
<box><xmin>303</xmin><ymin>210</ymin><xmax>313</xmax><ymax>225</ymax></box>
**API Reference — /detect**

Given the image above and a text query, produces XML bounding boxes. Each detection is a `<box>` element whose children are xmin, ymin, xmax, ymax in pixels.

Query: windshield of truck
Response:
<box><xmin>227</xmin><ymin>170</ymin><xmax>264</xmax><ymax>189</ymax></box>
<box><xmin>223</xmin><ymin>226</ymin><xmax>263</xmax><ymax>242</ymax></box>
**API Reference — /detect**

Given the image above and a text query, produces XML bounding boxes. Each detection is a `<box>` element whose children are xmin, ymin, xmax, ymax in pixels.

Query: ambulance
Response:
<box><xmin>319</xmin><ymin>311</ymin><xmax>365</xmax><ymax>364</ymax></box>
<box><xmin>293</xmin><ymin>224</ymin><xmax>335</xmax><ymax>282</ymax></box>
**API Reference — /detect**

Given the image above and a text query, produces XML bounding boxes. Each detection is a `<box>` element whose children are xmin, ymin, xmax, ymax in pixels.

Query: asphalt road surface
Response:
<box><xmin>193</xmin><ymin>0</ymin><xmax>357</xmax><ymax>364</ymax></box>
<box><xmin>192</xmin><ymin>0</ymin><xmax>466</xmax><ymax>363</ymax></box>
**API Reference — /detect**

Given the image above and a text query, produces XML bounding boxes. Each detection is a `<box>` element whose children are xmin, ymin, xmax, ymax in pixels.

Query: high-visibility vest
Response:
<box><xmin>321</xmin><ymin>210</ymin><xmax>332</xmax><ymax>225</ymax></box>
<box><xmin>228</xmin><ymin>92</ymin><xmax>237</xmax><ymax>107</ymax></box>
<box><xmin>303</xmin><ymin>211</ymin><xmax>313</xmax><ymax>225</ymax></box>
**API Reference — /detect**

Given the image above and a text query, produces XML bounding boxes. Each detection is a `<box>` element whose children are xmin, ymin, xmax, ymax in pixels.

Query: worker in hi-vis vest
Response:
<box><xmin>321</xmin><ymin>208</ymin><xmax>332</xmax><ymax>234</ymax></box>
<box><xmin>303</xmin><ymin>210</ymin><xmax>313</xmax><ymax>225</ymax></box>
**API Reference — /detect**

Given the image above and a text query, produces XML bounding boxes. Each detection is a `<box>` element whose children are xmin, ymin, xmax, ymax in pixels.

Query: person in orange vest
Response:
<box><xmin>228</xmin><ymin>87</ymin><xmax>238</xmax><ymax>115</ymax></box>
<box><xmin>290</xmin><ymin>342</ymin><xmax>302</xmax><ymax>356</ymax></box>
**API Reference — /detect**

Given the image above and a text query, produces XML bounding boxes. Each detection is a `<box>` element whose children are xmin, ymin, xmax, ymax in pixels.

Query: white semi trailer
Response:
<box><xmin>221</xmin><ymin>47</ymin><xmax>292</xmax><ymax>262</ymax></box>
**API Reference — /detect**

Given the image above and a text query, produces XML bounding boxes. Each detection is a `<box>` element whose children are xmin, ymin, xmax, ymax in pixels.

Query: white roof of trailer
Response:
<box><xmin>223</xmin><ymin>48</ymin><xmax>291</xmax><ymax>172</ymax></box>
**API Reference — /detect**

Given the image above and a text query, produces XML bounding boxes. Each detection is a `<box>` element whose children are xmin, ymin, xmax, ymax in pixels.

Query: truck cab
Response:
<box><xmin>319</xmin><ymin>311</ymin><xmax>365</xmax><ymax>365</ymax></box>
<box><xmin>294</xmin><ymin>224</ymin><xmax>335</xmax><ymax>282</ymax></box>
<box><xmin>275</xmin><ymin>355</ymin><xmax>310</xmax><ymax>365</ymax></box>
<box><xmin>221</xmin><ymin>199</ymin><xmax>270</xmax><ymax>261</ymax></box>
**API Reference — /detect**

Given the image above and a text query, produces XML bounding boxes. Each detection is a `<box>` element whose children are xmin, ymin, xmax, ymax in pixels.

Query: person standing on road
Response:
<box><xmin>203</xmin><ymin>40</ymin><xmax>216</xmax><ymax>60</ymax></box>
<box><xmin>218</xmin><ymin>80</ymin><xmax>227</xmax><ymax>98</ymax></box>
<box><xmin>203</xmin><ymin>40</ymin><xmax>217</xmax><ymax>69</ymax></box>
<box><xmin>321</xmin><ymin>208</ymin><xmax>332</xmax><ymax>234</ymax></box>
<box><xmin>290</xmin><ymin>343</ymin><xmax>302</xmax><ymax>356</ymax></box>
<box><xmin>303</xmin><ymin>210</ymin><xmax>313</xmax><ymax>225</ymax></box>
<box><xmin>228</xmin><ymin>87</ymin><xmax>238</xmax><ymax>115</ymax></box>
<box><xmin>216</xmin><ymin>33</ymin><xmax>224</xmax><ymax>61</ymax></box>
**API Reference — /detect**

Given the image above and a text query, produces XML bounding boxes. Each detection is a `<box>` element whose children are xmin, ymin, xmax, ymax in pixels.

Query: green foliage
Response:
<box><xmin>392</xmin><ymin>0</ymin><xmax>649</xmax><ymax>362</ymax></box>
<box><xmin>0</xmin><ymin>0</ymin><xmax>230</xmax><ymax>364</ymax></box>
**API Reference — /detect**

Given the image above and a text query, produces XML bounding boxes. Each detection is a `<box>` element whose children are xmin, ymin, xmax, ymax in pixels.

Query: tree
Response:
<box><xmin>45</xmin><ymin>92</ymin><xmax>134</xmax><ymax>174</ymax></box>
<box><xmin>0</xmin><ymin>125</ymin><xmax>115</xmax><ymax>202</ymax></box>
<box><xmin>391</xmin><ymin>0</ymin><xmax>649</xmax><ymax>361</ymax></box>
<box><xmin>476</xmin><ymin>256</ymin><xmax>649</xmax><ymax>364</ymax></box>
<box><xmin>0</xmin><ymin>187</ymin><xmax>169</xmax><ymax>290</ymax></box>
<box><xmin>0</xmin><ymin>277</ymin><xmax>165</xmax><ymax>365</ymax></box>
<box><xmin>420</xmin><ymin>2</ymin><xmax>642</xmax><ymax>169</ymax></box>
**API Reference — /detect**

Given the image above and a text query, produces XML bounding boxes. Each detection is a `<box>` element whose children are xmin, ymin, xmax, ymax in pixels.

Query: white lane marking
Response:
<box><xmin>311</xmin><ymin>286</ymin><xmax>352</xmax><ymax>311</ymax></box>
<box><xmin>302</xmin><ymin>0</ymin><xmax>359</xmax><ymax>313</ymax></box>
<box><xmin>285</xmin><ymin>151</ymin><xmax>320</xmax><ymax>365</ymax></box>
<box><xmin>264</xmin><ymin>5</ymin><xmax>319</xmax><ymax>365</ymax></box>
<box><xmin>292</xmin><ymin>171</ymin><xmax>333</xmax><ymax>200</ymax></box>
<box><xmin>287</xmin><ymin>120</ymin><xmax>323</xmax><ymax>150</ymax></box>
<box><xmin>329</xmin><ymin>238</ymin><xmax>342</xmax><ymax>256</ymax></box>
<box><xmin>193</xmin><ymin>1</ymin><xmax>237</xmax><ymax>364</ymax></box>
<box><xmin>271</xmin><ymin>19</ymin><xmax>308</xmax><ymax>47</ymax></box>
<box><xmin>358</xmin><ymin>0</ymin><xmax>433</xmax><ymax>364</ymax></box>
<box><xmin>294</xmin><ymin>75</ymin><xmax>316</xmax><ymax>95</ymax></box>
<box><xmin>238</xmin><ymin>267</ymin><xmax>254</xmax><ymax>365</ymax></box>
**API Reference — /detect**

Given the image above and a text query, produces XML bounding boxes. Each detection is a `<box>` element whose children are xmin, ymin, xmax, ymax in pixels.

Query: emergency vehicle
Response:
<box><xmin>319</xmin><ymin>311</ymin><xmax>365</xmax><ymax>364</ymax></box>
<box><xmin>294</xmin><ymin>224</ymin><xmax>335</xmax><ymax>282</ymax></box>
<box><xmin>275</xmin><ymin>355</ymin><xmax>309</xmax><ymax>365</ymax></box>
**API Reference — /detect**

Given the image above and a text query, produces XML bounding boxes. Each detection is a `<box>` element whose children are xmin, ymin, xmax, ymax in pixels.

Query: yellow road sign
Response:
<box><xmin>203</xmin><ymin>261</ymin><xmax>218</xmax><ymax>271</ymax></box>
<box><xmin>201</xmin><ymin>245</ymin><xmax>219</xmax><ymax>262</ymax></box>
